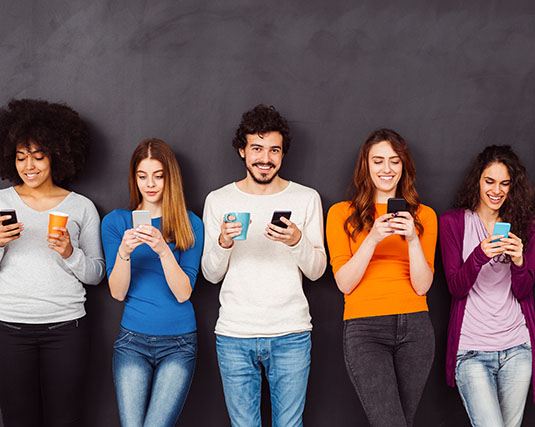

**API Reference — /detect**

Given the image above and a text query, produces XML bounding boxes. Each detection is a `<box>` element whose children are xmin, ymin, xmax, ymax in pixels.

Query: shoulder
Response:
<box><xmin>187</xmin><ymin>210</ymin><xmax>203</xmax><ymax>229</ymax></box>
<box><xmin>0</xmin><ymin>186</ymin><xmax>14</xmax><ymax>201</ymax></box>
<box><xmin>327</xmin><ymin>201</ymin><xmax>352</xmax><ymax>219</ymax></box>
<box><xmin>287</xmin><ymin>181</ymin><xmax>319</xmax><ymax>198</ymax></box>
<box><xmin>439</xmin><ymin>208</ymin><xmax>464</xmax><ymax>227</ymax></box>
<box><xmin>67</xmin><ymin>192</ymin><xmax>97</xmax><ymax>210</ymax></box>
<box><xmin>417</xmin><ymin>203</ymin><xmax>437</xmax><ymax>221</ymax></box>
<box><xmin>102</xmin><ymin>209</ymin><xmax>130</xmax><ymax>227</ymax></box>
<box><xmin>205</xmin><ymin>183</ymin><xmax>235</xmax><ymax>201</ymax></box>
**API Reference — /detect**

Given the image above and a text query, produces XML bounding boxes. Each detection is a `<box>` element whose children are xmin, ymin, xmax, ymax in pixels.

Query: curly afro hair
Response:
<box><xmin>232</xmin><ymin>104</ymin><xmax>291</xmax><ymax>159</ymax></box>
<box><xmin>454</xmin><ymin>145</ymin><xmax>535</xmax><ymax>243</ymax></box>
<box><xmin>0</xmin><ymin>99</ymin><xmax>90</xmax><ymax>188</ymax></box>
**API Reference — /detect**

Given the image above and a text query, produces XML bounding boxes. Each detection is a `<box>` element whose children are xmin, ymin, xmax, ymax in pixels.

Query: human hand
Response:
<box><xmin>0</xmin><ymin>215</ymin><xmax>23</xmax><ymax>247</ymax></box>
<box><xmin>388</xmin><ymin>211</ymin><xmax>418</xmax><ymax>242</ymax></box>
<box><xmin>133</xmin><ymin>225</ymin><xmax>169</xmax><ymax>257</ymax></box>
<box><xmin>265</xmin><ymin>216</ymin><xmax>302</xmax><ymax>247</ymax></box>
<box><xmin>501</xmin><ymin>232</ymin><xmax>524</xmax><ymax>266</ymax></box>
<box><xmin>47</xmin><ymin>226</ymin><xmax>73</xmax><ymax>259</ymax></box>
<box><xmin>480</xmin><ymin>235</ymin><xmax>507</xmax><ymax>259</ymax></box>
<box><xmin>368</xmin><ymin>213</ymin><xmax>396</xmax><ymax>244</ymax></box>
<box><xmin>218</xmin><ymin>216</ymin><xmax>244</xmax><ymax>249</ymax></box>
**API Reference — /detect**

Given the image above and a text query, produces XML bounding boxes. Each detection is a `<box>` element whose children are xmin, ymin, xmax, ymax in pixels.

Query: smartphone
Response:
<box><xmin>271</xmin><ymin>211</ymin><xmax>292</xmax><ymax>229</ymax></box>
<box><xmin>491</xmin><ymin>222</ymin><xmax>511</xmax><ymax>243</ymax></box>
<box><xmin>387</xmin><ymin>198</ymin><xmax>407</xmax><ymax>214</ymax></box>
<box><xmin>132</xmin><ymin>210</ymin><xmax>151</xmax><ymax>228</ymax></box>
<box><xmin>0</xmin><ymin>209</ymin><xmax>20</xmax><ymax>236</ymax></box>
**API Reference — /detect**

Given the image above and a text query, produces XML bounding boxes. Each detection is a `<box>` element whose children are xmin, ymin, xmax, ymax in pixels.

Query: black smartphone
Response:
<box><xmin>271</xmin><ymin>211</ymin><xmax>292</xmax><ymax>228</ymax></box>
<box><xmin>387</xmin><ymin>198</ymin><xmax>407</xmax><ymax>214</ymax></box>
<box><xmin>0</xmin><ymin>209</ymin><xmax>20</xmax><ymax>236</ymax></box>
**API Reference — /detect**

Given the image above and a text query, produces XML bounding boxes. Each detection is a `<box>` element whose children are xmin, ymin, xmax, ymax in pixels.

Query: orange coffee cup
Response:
<box><xmin>48</xmin><ymin>211</ymin><xmax>69</xmax><ymax>239</ymax></box>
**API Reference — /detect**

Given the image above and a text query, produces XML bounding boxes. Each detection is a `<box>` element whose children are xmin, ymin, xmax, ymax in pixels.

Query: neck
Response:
<box><xmin>139</xmin><ymin>200</ymin><xmax>163</xmax><ymax>218</ymax></box>
<box><xmin>476</xmin><ymin>204</ymin><xmax>500</xmax><ymax>225</ymax></box>
<box><xmin>374</xmin><ymin>188</ymin><xmax>397</xmax><ymax>203</ymax></box>
<box><xmin>16</xmin><ymin>180</ymin><xmax>58</xmax><ymax>198</ymax></box>
<box><xmin>236</xmin><ymin>174</ymin><xmax>289</xmax><ymax>195</ymax></box>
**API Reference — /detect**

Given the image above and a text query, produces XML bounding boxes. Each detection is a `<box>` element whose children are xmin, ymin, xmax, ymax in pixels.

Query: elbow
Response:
<box><xmin>110</xmin><ymin>290</ymin><xmax>126</xmax><ymax>302</ymax></box>
<box><xmin>335</xmin><ymin>278</ymin><xmax>355</xmax><ymax>295</ymax></box>
<box><xmin>175</xmin><ymin>287</ymin><xmax>192</xmax><ymax>303</ymax></box>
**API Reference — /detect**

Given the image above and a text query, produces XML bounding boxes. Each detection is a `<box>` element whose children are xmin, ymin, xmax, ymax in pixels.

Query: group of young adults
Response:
<box><xmin>0</xmin><ymin>99</ymin><xmax>532</xmax><ymax>427</ymax></box>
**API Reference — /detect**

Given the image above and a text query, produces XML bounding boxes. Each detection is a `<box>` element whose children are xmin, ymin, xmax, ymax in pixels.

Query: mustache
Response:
<box><xmin>252</xmin><ymin>162</ymin><xmax>276</xmax><ymax>169</ymax></box>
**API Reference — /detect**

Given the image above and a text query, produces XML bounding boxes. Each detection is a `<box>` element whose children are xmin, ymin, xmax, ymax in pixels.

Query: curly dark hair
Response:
<box><xmin>232</xmin><ymin>104</ymin><xmax>291</xmax><ymax>158</ymax></box>
<box><xmin>0</xmin><ymin>99</ymin><xmax>90</xmax><ymax>188</ymax></box>
<box><xmin>454</xmin><ymin>145</ymin><xmax>535</xmax><ymax>243</ymax></box>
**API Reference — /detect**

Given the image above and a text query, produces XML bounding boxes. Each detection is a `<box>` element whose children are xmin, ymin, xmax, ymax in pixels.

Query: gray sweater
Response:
<box><xmin>0</xmin><ymin>187</ymin><xmax>105</xmax><ymax>323</ymax></box>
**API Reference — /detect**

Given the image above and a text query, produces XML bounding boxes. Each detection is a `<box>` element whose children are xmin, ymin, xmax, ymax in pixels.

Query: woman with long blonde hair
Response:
<box><xmin>101</xmin><ymin>138</ymin><xmax>203</xmax><ymax>426</ymax></box>
<box><xmin>326</xmin><ymin>129</ymin><xmax>437</xmax><ymax>427</ymax></box>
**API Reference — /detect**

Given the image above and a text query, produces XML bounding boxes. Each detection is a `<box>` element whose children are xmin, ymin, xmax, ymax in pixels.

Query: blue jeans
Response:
<box><xmin>112</xmin><ymin>327</ymin><xmax>197</xmax><ymax>427</ymax></box>
<box><xmin>455</xmin><ymin>342</ymin><xmax>532</xmax><ymax>427</ymax></box>
<box><xmin>216</xmin><ymin>331</ymin><xmax>311</xmax><ymax>427</ymax></box>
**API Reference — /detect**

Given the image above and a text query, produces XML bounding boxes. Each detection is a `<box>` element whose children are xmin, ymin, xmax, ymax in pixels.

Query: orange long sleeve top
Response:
<box><xmin>326</xmin><ymin>201</ymin><xmax>437</xmax><ymax>320</ymax></box>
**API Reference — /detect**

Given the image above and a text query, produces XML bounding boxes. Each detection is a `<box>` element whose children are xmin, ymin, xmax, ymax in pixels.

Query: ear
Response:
<box><xmin>239</xmin><ymin>147</ymin><xmax>245</xmax><ymax>159</ymax></box>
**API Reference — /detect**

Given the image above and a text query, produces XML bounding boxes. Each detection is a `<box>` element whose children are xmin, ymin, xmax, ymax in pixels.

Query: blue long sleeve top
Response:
<box><xmin>101</xmin><ymin>209</ymin><xmax>203</xmax><ymax>335</ymax></box>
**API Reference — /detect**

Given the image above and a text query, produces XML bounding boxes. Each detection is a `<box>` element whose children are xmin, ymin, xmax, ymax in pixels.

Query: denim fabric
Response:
<box><xmin>112</xmin><ymin>327</ymin><xmax>197</xmax><ymax>427</ymax></box>
<box><xmin>343</xmin><ymin>311</ymin><xmax>435</xmax><ymax>427</ymax></box>
<box><xmin>0</xmin><ymin>317</ymin><xmax>89</xmax><ymax>427</ymax></box>
<box><xmin>455</xmin><ymin>342</ymin><xmax>532</xmax><ymax>427</ymax></box>
<box><xmin>216</xmin><ymin>331</ymin><xmax>311</xmax><ymax>427</ymax></box>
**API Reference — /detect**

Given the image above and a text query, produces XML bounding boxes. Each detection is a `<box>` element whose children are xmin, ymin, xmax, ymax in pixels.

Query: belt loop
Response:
<box><xmin>75</xmin><ymin>319</ymin><xmax>79</xmax><ymax>328</ymax></box>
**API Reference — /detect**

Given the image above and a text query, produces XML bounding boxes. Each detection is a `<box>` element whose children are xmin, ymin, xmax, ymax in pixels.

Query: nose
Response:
<box><xmin>261</xmin><ymin>149</ymin><xmax>270</xmax><ymax>163</ymax></box>
<box><xmin>25</xmin><ymin>156</ymin><xmax>35</xmax><ymax>170</ymax></box>
<box><xmin>493</xmin><ymin>183</ymin><xmax>500</xmax><ymax>194</ymax></box>
<box><xmin>147</xmin><ymin>176</ymin><xmax>156</xmax><ymax>187</ymax></box>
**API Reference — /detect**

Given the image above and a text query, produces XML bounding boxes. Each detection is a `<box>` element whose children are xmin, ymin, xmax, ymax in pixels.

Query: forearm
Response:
<box><xmin>335</xmin><ymin>235</ymin><xmax>376</xmax><ymax>294</ymax></box>
<box><xmin>408</xmin><ymin>239</ymin><xmax>433</xmax><ymax>295</ymax></box>
<box><xmin>108</xmin><ymin>251</ymin><xmax>131</xmax><ymax>301</ymax></box>
<box><xmin>61</xmin><ymin>248</ymin><xmax>105</xmax><ymax>285</ymax></box>
<box><xmin>160</xmin><ymin>248</ymin><xmax>192</xmax><ymax>302</ymax></box>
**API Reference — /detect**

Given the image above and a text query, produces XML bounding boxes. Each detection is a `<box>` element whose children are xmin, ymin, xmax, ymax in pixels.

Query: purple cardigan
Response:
<box><xmin>440</xmin><ymin>209</ymin><xmax>535</xmax><ymax>401</ymax></box>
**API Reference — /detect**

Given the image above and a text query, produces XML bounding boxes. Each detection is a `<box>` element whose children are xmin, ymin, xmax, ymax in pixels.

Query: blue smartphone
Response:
<box><xmin>491</xmin><ymin>222</ymin><xmax>511</xmax><ymax>243</ymax></box>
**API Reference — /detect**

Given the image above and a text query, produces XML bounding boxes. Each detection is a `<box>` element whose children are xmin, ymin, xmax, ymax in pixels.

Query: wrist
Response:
<box><xmin>118</xmin><ymin>247</ymin><xmax>130</xmax><ymax>262</ymax></box>
<box><xmin>218</xmin><ymin>234</ymin><xmax>234</xmax><ymax>249</ymax></box>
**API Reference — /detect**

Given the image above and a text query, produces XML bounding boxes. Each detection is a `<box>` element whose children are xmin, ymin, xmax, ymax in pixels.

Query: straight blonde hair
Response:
<box><xmin>128</xmin><ymin>138</ymin><xmax>194</xmax><ymax>250</ymax></box>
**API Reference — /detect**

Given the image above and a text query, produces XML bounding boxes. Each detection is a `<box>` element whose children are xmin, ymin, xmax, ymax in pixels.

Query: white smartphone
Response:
<box><xmin>132</xmin><ymin>210</ymin><xmax>151</xmax><ymax>228</ymax></box>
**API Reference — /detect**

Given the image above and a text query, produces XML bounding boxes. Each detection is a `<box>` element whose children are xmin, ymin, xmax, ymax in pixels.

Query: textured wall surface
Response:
<box><xmin>1</xmin><ymin>1</ymin><xmax>535</xmax><ymax>425</ymax></box>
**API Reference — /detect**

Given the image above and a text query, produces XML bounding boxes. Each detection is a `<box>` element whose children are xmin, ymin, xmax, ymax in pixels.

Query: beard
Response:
<box><xmin>246</xmin><ymin>162</ymin><xmax>279</xmax><ymax>185</ymax></box>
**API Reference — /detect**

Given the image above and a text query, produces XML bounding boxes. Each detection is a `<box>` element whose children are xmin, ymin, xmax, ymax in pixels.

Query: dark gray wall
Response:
<box><xmin>1</xmin><ymin>1</ymin><xmax>535</xmax><ymax>425</ymax></box>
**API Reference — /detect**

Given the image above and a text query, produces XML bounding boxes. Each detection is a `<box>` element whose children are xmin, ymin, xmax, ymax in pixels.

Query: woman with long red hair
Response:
<box><xmin>326</xmin><ymin>129</ymin><xmax>437</xmax><ymax>427</ymax></box>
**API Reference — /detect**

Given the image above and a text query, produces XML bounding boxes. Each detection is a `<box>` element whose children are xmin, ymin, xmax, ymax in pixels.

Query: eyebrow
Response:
<box><xmin>250</xmin><ymin>143</ymin><xmax>282</xmax><ymax>149</ymax></box>
<box><xmin>16</xmin><ymin>149</ymin><xmax>44</xmax><ymax>155</ymax></box>
<box><xmin>136</xmin><ymin>169</ymin><xmax>164</xmax><ymax>174</ymax></box>
<box><xmin>371</xmin><ymin>155</ymin><xmax>400</xmax><ymax>159</ymax></box>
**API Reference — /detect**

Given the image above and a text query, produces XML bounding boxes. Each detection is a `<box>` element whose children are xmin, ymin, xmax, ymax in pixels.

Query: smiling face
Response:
<box><xmin>478</xmin><ymin>161</ymin><xmax>511</xmax><ymax>214</ymax></box>
<box><xmin>239</xmin><ymin>131</ymin><xmax>283</xmax><ymax>185</ymax></box>
<box><xmin>368</xmin><ymin>140</ymin><xmax>403</xmax><ymax>201</ymax></box>
<box><xmin>136</xmin><ymin>158</ymin><xmax>165</xmax><ymax>206</ymax></box>
<box><xmin>15</xmin><ymin>141</ymin><xmax>53</xmax><ymax>189</ymax></box>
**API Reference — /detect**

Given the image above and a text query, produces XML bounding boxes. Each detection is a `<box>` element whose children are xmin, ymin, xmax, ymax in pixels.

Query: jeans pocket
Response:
<box><xmin>0</xmin><ymin>321</ymin><xmax>22</xmax><ymax>331</ymax></box>
<box><xmin>113</xmin><ymin>329</ymin><xmax>135</xmax><ymax>349</ymax></box>
<box><xmin>455</xmin><ymin>349</ymin><xmax>478</xmax><ymax>372</ymax></box>
<box><xmin>521</xmin><ymin>341</ymin><xmax>532</xmax><ymax>351</ymax></box>
<box><xmin>174</xmin><ymin>333</ymin><xmax>197</xmax><ymax>356</ymax></box>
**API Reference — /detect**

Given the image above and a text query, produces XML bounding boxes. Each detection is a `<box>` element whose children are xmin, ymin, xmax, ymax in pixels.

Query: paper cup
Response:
<box><xmin>48</xmin><ymin>212</ymin><xmax>69</xmax><ymax>239</ymax></box>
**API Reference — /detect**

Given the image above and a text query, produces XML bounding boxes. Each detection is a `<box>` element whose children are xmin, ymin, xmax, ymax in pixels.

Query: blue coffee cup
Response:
<box><xmin>224</xmin><ymin>212</ymin><xmax>251</xmax><ymax>240</ymax></box>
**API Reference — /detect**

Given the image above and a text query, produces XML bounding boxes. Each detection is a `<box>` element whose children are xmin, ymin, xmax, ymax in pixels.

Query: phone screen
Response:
<box><xmin>132</xmin><ymin>210</ymin><xmax>151</xmax><ymax>228</ymax></box>
<box><xmin>0</xmin><ymin>209</ymin><xmax>20</xmax><ymax>236</ymax></box>
<box><xmin>491</xmin><ymin>222</ymin><xmax>511</xmax><ymax>242</ymax></box>
<box><xmin>387</xmin><ymin>198</ymin><xmax>407</xmax><ymax>214</ymax></box>
<box><xmin>271</xmin><ymin>211</ymin><xmax>292</xmax><ymax>229</ymax></box>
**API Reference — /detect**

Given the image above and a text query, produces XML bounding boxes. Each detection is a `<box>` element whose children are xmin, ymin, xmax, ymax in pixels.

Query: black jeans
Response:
<box><xmin>343</xmin><ymin>311</ymin><xmax>435</xmax><ymax>427</ymax></box>
<box><xmin>0</xmin><ymin>316</ymin><xmax>89</xmax><ymax>427</ymax></box>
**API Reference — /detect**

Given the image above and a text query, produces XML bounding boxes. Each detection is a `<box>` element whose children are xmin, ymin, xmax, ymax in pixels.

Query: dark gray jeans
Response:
<box><xmin>343</xmin><ymin>311</ymin><xmax>435</xmax><ymax>427</ymax></box>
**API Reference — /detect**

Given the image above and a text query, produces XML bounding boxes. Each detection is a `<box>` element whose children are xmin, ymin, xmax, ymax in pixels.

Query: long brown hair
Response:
<box><xmin>128</xmin><ymin>138</ymin><xmax>195</xmax><ymax>250</ymax></box>
<box><xmin>344</xmin><ymin>129</ymin><xmax>423</xmax><ymax>240</ymax></box>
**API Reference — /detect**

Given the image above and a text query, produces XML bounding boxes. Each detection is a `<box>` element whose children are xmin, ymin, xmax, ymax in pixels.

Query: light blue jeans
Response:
<box><xmin>112</xmin><ymin>327</ymin><xmax>197</xmax><ymax>427</ymax></box>
<box><xmin>455</xmin><ymin>342</ymin><xmax>532</xmax><ymax>427</ymax></box>
<box><xmin>216</xmin><ymin>331</ymin><xmax>311</xmax><ymax>427</ymax></box>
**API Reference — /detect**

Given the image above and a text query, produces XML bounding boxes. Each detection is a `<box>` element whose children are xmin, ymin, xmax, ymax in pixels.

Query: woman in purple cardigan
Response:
<box><xmin>440</xmin><ymin>145</ymin><xmax>535</xmax><ymax>427</ymax></box>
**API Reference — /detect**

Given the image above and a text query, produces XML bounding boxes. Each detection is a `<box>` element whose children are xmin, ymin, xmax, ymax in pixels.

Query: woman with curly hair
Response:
<box><xmin>0</xmin><ymin>99</ymin><xmax>105</xmax><ymax>426</ymax></box>
<box><xmin>326</xmin><ymin>129</ymin><xmax>437</xmax><ymax>427</ymax></box>
<box><xmin>440</xmin><ymin>145</ymin><xmax>535</xmax><ymax>427</ymax></box>
<box><xmin>101</xmin><ymin>139</ymin><xmax>203</xmax><ymax>426</ymax></box>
